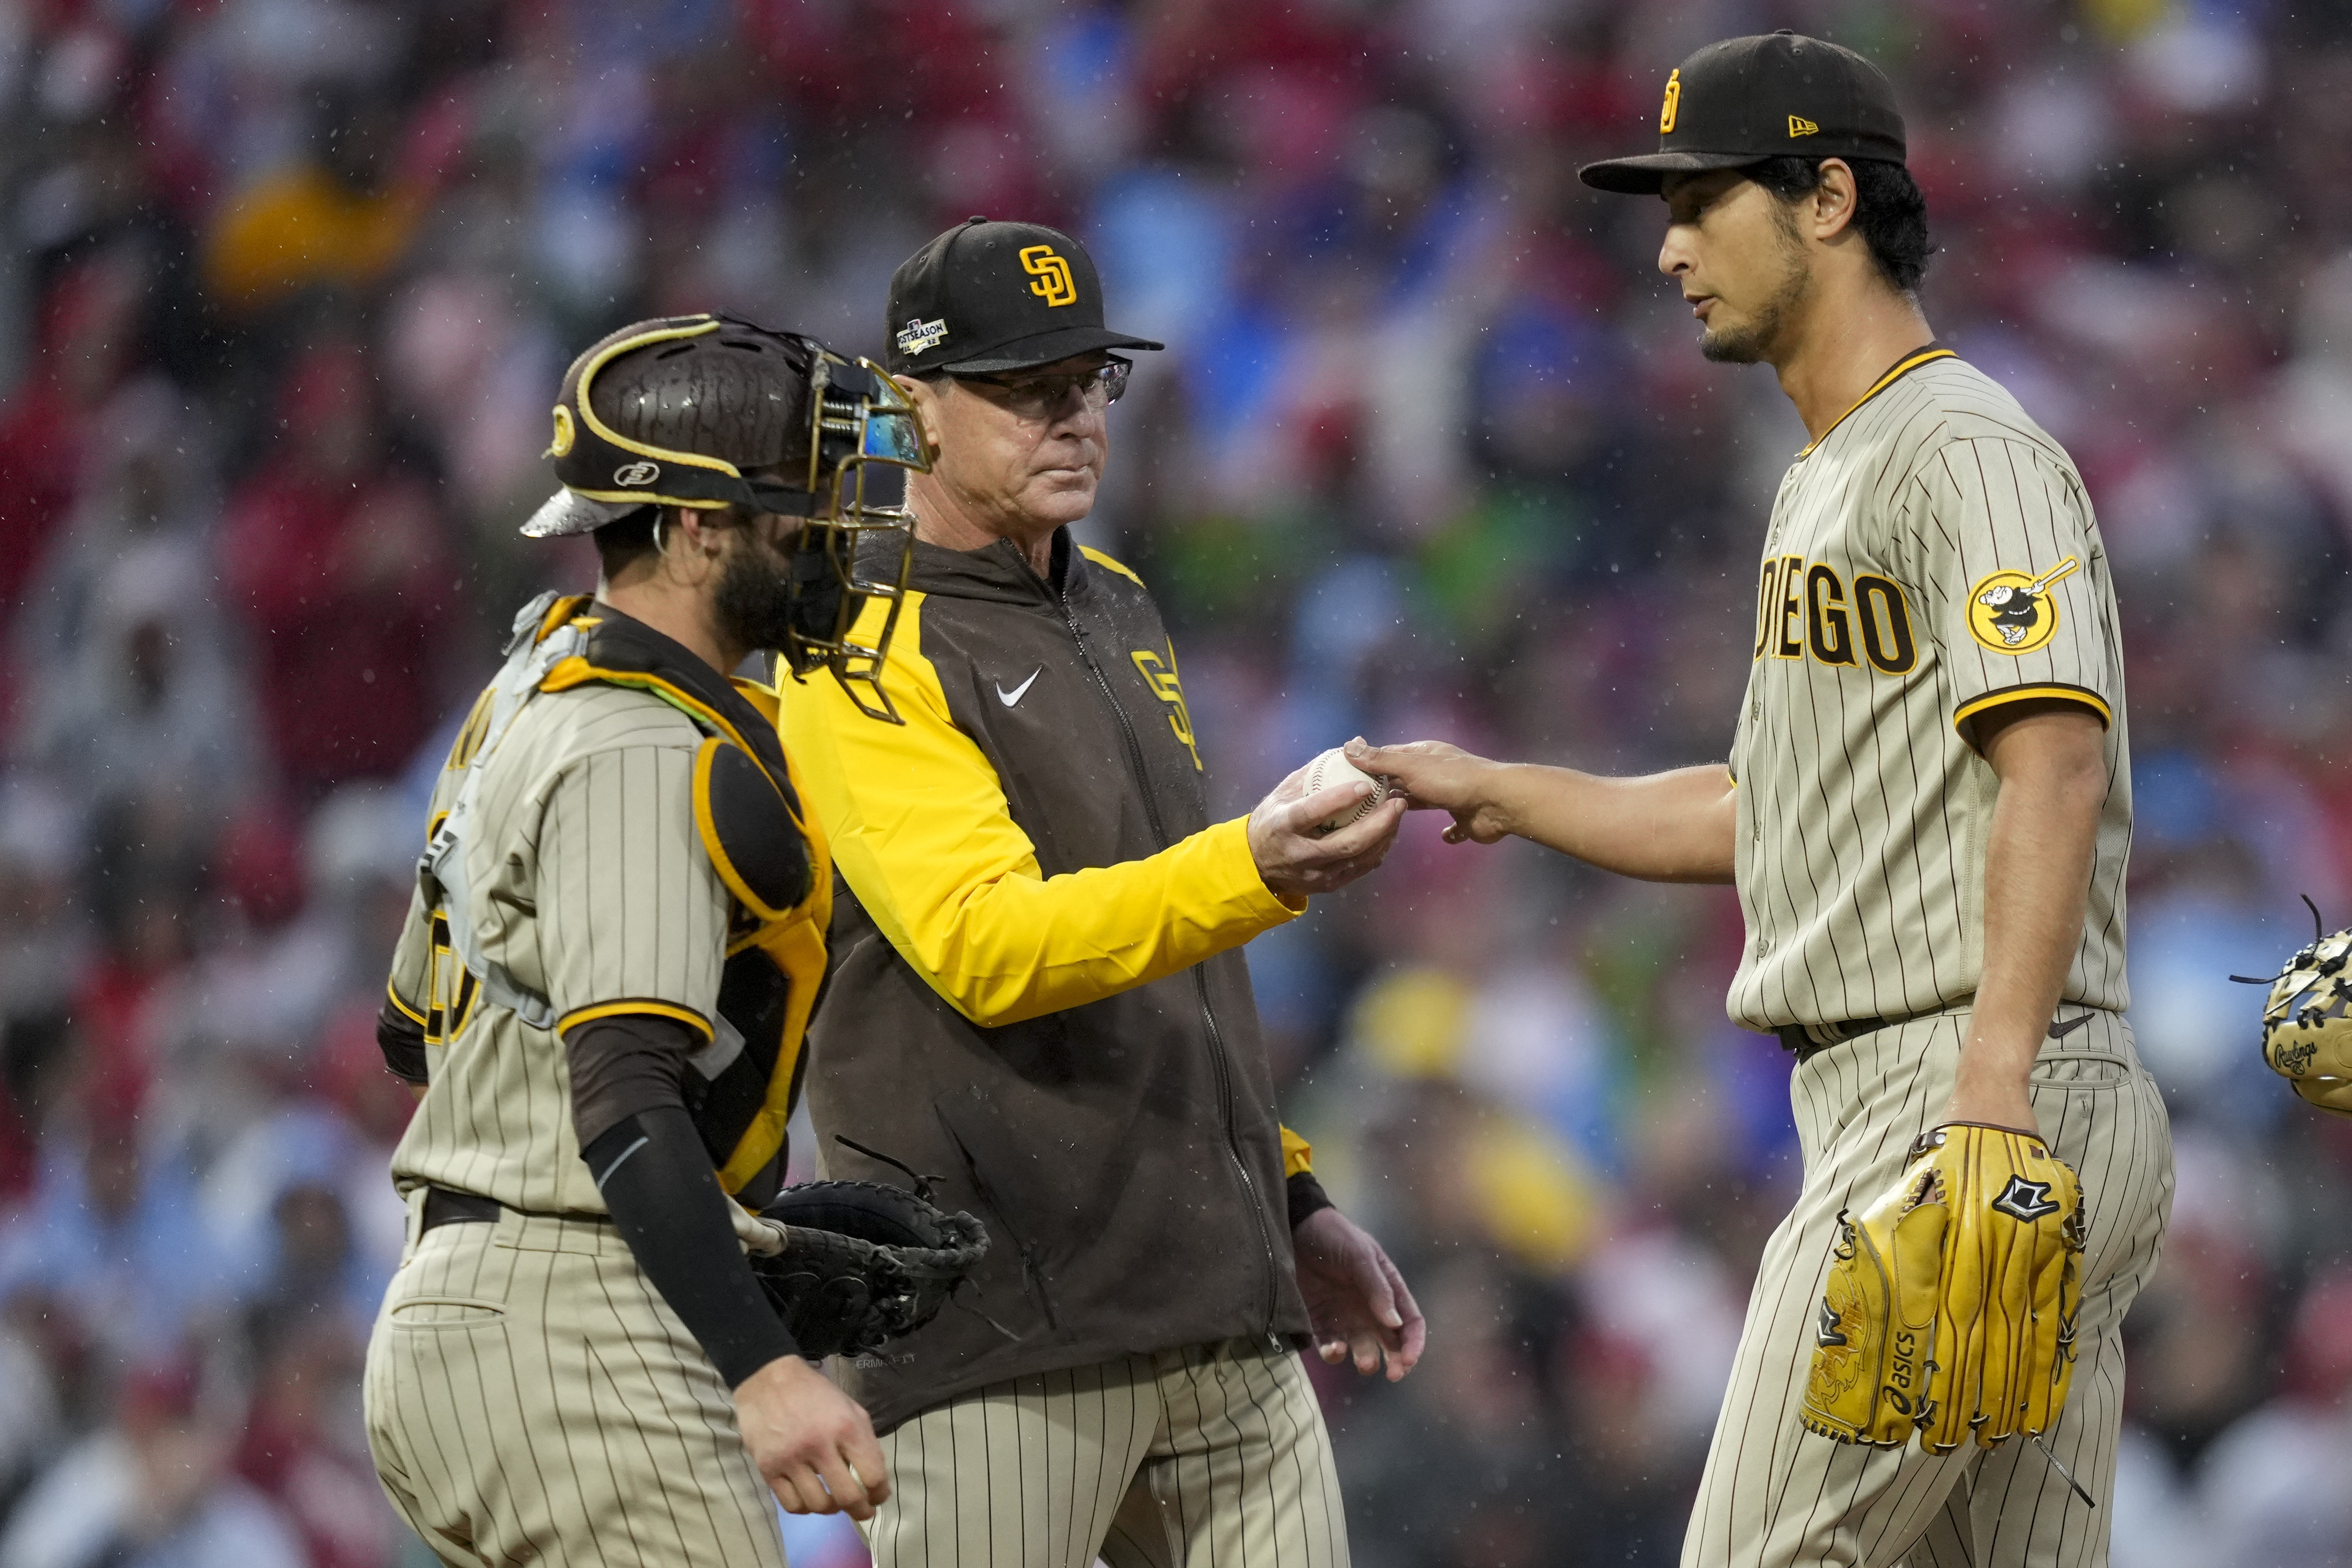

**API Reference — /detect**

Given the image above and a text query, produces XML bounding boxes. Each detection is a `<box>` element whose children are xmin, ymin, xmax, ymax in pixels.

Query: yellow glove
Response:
<box><xmin>1799</xmin><ymin>1150</ymin><xmax>1949</xmax><ymax>1445</ymax></box>
<box><xmin>1802</xmin><ymin>1123</ymin><xmax>2084</xmax><ymax>1454</ymax></box>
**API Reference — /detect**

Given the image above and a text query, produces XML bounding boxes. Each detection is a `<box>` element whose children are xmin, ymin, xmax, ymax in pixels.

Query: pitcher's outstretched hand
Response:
<box><xmin>1345</xmin><ymin>738</ymin><xmax>1512</xmax><ymax>845</ymax></box>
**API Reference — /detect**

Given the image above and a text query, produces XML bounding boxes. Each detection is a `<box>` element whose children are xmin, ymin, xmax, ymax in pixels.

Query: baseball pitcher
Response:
<box><xmin>1356</xmin><ymin>32</ymin><xmax>2173</xmax><ymax>1568</ymax></box>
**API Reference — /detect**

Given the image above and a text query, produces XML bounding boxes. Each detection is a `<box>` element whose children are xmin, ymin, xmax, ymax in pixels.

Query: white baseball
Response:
<box><xmin>1301</xmin><ymin>747</ymin><xmax>1390</xmax><ymax>836</ymax></box>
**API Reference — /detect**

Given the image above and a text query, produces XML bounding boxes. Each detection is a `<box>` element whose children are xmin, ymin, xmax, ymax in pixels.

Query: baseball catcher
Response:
<box><xmin>365</xmin><ymin>312</ymin><xmax>972</xmax><ymax>1567</ymax></box>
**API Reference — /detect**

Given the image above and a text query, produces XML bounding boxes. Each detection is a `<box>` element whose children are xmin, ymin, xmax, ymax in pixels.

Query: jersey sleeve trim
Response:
<box><xmin>1951</xmin><ymin>682</ymin><xmax>2113</xmax><ymax>747</ymax></box>
<box><xmin>385</xmin><ymin>976</ymin><xmax>428</xmax><ymax>1026</ymax></box>
<box><xmin>557</xmin><ymin>999</ymin><xmax>716</xmax><ymax>1042</ymax></box>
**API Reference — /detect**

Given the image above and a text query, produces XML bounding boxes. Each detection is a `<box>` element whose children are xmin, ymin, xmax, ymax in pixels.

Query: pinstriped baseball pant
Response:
<box><xmin>1684</xmin><ymin>1008</ymin><xmax>2173</xmax><ymax>1568</ymax></box>
<box><xmin>363</xmin><ymin>1193</ymin><xmax>786</xmax><ymax>1568</ymax></box>
<box><xmin>862</xmin><ymin>1338</ymin><xmax>1349</xmax><ymax>1568</ymax></box>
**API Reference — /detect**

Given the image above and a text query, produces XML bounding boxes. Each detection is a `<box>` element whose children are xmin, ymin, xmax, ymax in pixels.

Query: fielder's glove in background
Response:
<box><xmin>747</xmin><ymin>1181</ymin><xmax>988</xmax><ymax>1361</ymax></box>
<box><xmin>1801</xmin><ymin>1122</ymin><xmax>2084</xmax><ymax>1453</ymax></box>
<box><xmin>2255</xmin><ymin>924</ymin><xmax>2352</xmax><ymax>1116</ymax></box>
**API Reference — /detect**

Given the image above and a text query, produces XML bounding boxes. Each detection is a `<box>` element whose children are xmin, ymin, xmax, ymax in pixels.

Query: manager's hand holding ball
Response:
<box><xmin>1249</xmin><ymin>743</ymin><xmax>1406</xmax><ymax>900</ymax></box>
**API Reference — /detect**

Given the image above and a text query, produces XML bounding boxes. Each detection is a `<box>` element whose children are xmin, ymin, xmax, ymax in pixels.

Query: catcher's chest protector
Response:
<box><xmin>424</xmin><ymin>592</ymin><xmax>833</xmax><ymax>1193</ymax></box>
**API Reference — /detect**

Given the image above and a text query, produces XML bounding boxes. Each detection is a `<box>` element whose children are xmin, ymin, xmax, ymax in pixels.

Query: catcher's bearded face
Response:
<box><xmin>1659</xmin><ymin>169</ymin><xmax>1817</xmax><ymax>366</ymax></box>
<box><xmin>901</xmin><ymin>353</ymin><xmax>1111</xmax><ymax>537</ymax></box>
<box><xmin>708</xmin><ymin>510</ymin><xmax>813</xmax><ymax>657</ymax></box>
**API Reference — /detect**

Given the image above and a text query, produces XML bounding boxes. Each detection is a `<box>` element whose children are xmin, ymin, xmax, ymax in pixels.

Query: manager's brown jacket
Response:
<box><xmin>778</xmin><ymin>529</ymin><xmax>1317</xmax><ymax>1433</ymax></box>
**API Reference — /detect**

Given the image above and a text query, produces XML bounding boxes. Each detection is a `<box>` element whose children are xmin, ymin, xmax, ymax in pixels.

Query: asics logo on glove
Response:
<box><xmin>1991</xmin><ymin>1176</ymin><xmax>2061</xmax><ymax>1223</ymax></box>
<box><xmin>1816</xmin><ymin>1300</ymin><xmax>1847</xmax><ymax>1349</ymax></box>
<box><xmin>1800</xmin><ymin>1122</ymin><xmax>2085</xmax><ymax>1455</ymax></box>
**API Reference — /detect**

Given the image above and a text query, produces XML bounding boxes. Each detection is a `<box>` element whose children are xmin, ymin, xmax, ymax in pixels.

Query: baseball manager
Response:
<box><xmin>781</xmin><ymin>218</ymin><xmax>1423</xmax><ymax>1567</ymax></box>
<box><xmin>1356</xmin><ymin>33</ymin><xmax>2172</xmax><ymax>1568</ymax></box>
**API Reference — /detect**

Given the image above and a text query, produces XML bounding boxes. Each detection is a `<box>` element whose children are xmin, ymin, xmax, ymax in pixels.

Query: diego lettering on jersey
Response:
<box><xmin>1753</xmin><ymin>556</ymin><xmax>1916</xmax><ymax>676</ymax></box>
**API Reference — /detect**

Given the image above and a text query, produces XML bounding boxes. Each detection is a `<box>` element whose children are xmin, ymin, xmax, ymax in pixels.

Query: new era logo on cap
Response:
<box><xmin>1790</xmin><ymin>115</ymin><xmax>1819</xmax><ymax>136</ymax></box>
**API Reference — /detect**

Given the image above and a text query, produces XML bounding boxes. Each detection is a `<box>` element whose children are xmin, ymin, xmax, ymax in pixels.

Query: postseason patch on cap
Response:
<box><xmin>896</xmin><ymin>317</ymin><xmax>948</xmax><ymax>358</ymax></box>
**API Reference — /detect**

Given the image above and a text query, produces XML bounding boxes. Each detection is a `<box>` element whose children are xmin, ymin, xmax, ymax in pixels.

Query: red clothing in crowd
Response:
<box><xmin>220</xmin><ymin>344</ymin><xmax>453</xmax><ymax>792</ymax></box>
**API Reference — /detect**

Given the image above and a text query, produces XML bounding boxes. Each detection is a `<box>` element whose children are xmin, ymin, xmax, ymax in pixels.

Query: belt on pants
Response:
<box><xmin>421</xmin><ymin>1187</ymin><xmax>502</xmax><ymax>1231</ymax></box>
<box><xmin>1775</xmin><ymin>1016</ymin><xmax>1901</xmax><ymax>1064</ymax></box>
<box><xmin>419</xmin><ymin>1187</ymin><xmax>613</xmax><ymax>1233</ymax></box>
<box><xmin>1774</xmin><ymin>1005</ymin><xmax>2105</xmax><ymax>1065</ymax></box>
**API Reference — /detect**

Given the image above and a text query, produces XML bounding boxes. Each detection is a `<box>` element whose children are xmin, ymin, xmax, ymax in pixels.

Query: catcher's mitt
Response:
<box><xmin>2251</xmin><ymin>916</ymin><xmax>2352</xmax><ymax>1116</ymax></box>
<box><xmin>747</xmin><ymin>1179</ymin><xmax>988</xmax><ymax>1361</ymax></box>
<box><xmin>1802</xmin><ymin>1122</ymin><xmax>2084</xmax><ymax>1454</ymax></box>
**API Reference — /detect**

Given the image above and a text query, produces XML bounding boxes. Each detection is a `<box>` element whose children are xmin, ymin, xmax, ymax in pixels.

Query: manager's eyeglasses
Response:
<box><xmin>954</xmin><ymin>356</ymin><xmax>1130</xmax><ymax>420</ymax></box>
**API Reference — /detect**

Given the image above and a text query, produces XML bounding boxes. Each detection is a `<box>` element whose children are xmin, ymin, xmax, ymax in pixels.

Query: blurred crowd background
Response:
<box><xmin>0</xmin><ymin>0</ymin><xmax>2346</xmax><ymax>1564</ymax></box>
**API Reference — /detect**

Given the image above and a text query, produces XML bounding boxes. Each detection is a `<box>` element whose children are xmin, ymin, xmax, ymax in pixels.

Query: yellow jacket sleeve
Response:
<box><xmin>780</xmin><ymin>594</ymin><xmax>1304</xmax><ymax>1029</ymax></box>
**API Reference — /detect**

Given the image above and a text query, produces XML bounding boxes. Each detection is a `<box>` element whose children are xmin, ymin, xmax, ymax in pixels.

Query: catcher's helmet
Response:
<box><xmin>522</xmin><ymin>314</ymin><xmax>932</xmax><ymax>721</ymax></box>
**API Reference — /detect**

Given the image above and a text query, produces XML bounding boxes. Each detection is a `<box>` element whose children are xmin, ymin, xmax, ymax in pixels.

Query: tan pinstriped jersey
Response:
<box><xmin>385</xmin><ymin>682</ymin><xmax>732</xmax><ymax>1214</ymax></box>
<box><xmin>1726</xmin><ymin>350</ymin><xmax>2132</xmax><ymax>1032</ymax></box>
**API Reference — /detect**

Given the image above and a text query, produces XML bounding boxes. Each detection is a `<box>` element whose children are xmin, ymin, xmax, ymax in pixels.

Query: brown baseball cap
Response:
<box><xmin>884</xmin><ymin>217</ymin><xmax>1162</xmax><ymax>376</ymax></box>
<box><xmin>1580</xmin><ymin>31</ymin><xmax>1907</xmax><ymax>196</ymax></box>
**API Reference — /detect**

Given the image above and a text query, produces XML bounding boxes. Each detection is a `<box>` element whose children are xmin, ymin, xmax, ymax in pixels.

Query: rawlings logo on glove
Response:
<box><xmin>2243</xmin><ymin>903</ymin><xmax>2352</xmax><ymax>1117</ymax></box>
<box><xmin>1801</xmin><ymin>1122</ymin><xmax>2084</xmax><ymax>1454</ymax></box>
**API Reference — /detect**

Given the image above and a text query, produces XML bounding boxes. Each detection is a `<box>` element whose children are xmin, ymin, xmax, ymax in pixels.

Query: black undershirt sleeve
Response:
<box><xmin>581</xmin><ymin>1107</ymin><xmax>799</xmax><ymax>1386</ymax></box>
<box><xmin>567</xmin><ymin>1015</ymin><xmax>797</xmax><ymax>1386</ymax></box>
<box><xmin>566</xmin><ymin>1014</ymin><xmax>697</xmax><ymax>1149</ymax></box>
<box><xmin>376</xmin><ymin>998</ymin><xmax>428</xmax><ymax>1085</ymax></box>
<box><xmin>1287</xmin><ymin>1169</ymin><xmax>1334</xmax><ymax>1231</ymax></box>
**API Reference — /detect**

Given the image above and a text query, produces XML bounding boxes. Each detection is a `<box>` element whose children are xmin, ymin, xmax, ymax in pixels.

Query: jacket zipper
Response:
<box><xmin>1052</xmin><ymin>584</ymin><xmax>1282</xmax><ymax>1332</ymax></box>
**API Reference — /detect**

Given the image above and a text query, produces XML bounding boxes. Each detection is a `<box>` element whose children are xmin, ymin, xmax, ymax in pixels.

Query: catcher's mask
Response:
<box><xmin>522</xmin><ymin>313</ymin><xmax>931</xmax><ymax>722</ymax></box>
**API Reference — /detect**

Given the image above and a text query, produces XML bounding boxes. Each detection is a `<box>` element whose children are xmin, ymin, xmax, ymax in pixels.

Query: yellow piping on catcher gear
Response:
<box><xmin>534</xmin><ymin>666</ymin><xmax>832</xmax><ymax>1195</ymax></box>
<box><xmin>685</xmin><ymin>718</ymin><xmax>835</xmax><ymax>1194</ymax></box>
<box><xmin>1802</xmin><ymin>1121</ymin><xmax>2084</xmax><ymax>1453</ymax></box>
<box><xmin>417</xmin><ymin>592</ymin><xmax>833</xmax><ymax>1197</ymax></box>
